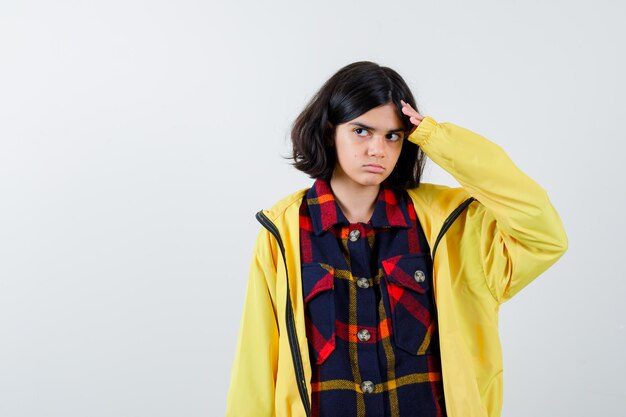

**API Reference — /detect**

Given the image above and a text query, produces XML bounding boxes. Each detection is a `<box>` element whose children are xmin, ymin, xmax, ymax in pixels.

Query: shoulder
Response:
<box><xmin>258</xmin><ymin>187</ymin><xmax>310</xmax><ymax>223</ymax></box>
<box><xmin>406</xmin><ymin>182</ymin><xmax>474</xmax><ymax>218</ymax></box>
<box><xmin>251</xmin><ymin>187</ymin><xmax>309</xmax><ymax>267</ymax></box>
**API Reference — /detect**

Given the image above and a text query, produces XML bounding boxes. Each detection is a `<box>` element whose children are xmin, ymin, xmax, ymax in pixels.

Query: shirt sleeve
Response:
<box><xmin>226</xmin><ymin>227</ymin><xmax>279</xmax><ymax>416</ymax></box>
<box><xmin>408</xmin><ymin>116</ymin><xmax>568</xmax><ymax>303</ymax></box>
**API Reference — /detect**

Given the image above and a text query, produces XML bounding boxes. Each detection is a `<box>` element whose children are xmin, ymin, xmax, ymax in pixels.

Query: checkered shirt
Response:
<box><xmin>299</xmin><ymin>178</ymin><xmax>447</xmax><ymax>417</ymax></box>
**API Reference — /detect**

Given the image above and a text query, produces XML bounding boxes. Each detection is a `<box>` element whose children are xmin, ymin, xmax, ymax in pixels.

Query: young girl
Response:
<box><xmin>225</xmin><ymin>61</ymin><xmax>568</xmax><ymax>417</ymax></box>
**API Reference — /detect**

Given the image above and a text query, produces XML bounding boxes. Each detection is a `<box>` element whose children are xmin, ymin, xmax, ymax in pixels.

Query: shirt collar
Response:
<box><xmin>305</xmin><ymin>178</ymin><xmax>410</xmax><ymax>236</ymax></box>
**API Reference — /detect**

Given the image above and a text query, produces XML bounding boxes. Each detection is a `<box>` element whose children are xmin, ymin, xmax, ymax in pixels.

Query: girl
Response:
<box><xmin>225</xmin><ymin>61</ymin><xmax>567</xmax><ymax>417</ymax></box>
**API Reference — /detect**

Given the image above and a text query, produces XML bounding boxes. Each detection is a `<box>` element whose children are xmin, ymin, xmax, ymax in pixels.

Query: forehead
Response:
<box><xmin>347</xmin><ymin>103</ymin><xmax>403</xmax><ymax>131</ymax></box>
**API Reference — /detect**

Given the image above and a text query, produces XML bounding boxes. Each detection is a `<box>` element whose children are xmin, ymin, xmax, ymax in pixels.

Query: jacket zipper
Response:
<box><xmin>254</xmin><ymin>196</ymin><xmax>474</xmax><ymax>417</ymax></box>
<box><xmin>428</xmin><ymin>196</ymin><xmax>475</xmax><ymax>408</ymax></box>
<box><xmin>255</xmin><ymin>210</ymin><xmax>312</xmax><ymax>417</ymax></box>
<box><xmin>432</xmin><ymin>197</ymin><xmax>475</xmax><ymax>260</ymax></box>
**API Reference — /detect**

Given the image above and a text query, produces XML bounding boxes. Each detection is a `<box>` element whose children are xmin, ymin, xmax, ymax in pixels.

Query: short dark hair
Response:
<box><xmin>288</xmin><ymin>61</ymin><xmax>426</xmax><ymax>190</ymax></box>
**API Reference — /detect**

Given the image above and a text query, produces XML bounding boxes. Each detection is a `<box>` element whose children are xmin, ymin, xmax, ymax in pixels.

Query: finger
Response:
<box><xmin>401</xmin><ymin>105</ymin><xmax>422</xmax><ymax>120</ymax></box>
<box><xmin>401</xmin><ymin>105</ymin><xmax>416</xmax><ymax>116</ymax></box>
<box><xmin>410</xmin><ymin>116</ymin><xmax>421</xmax><ymax>125</ymax></box>
<box><xmin>400</xmin><ymin>100</ymin><xmax>425</xmax><ymax>126</ymax></box>
<box><xmin>401</xmin><ymin>101</ymin><xmax>418</xmax><ymax>114</ymax></box>
<box><xmin>401</xmin><ymin>99</ymin><xmax>414</xmax><ymax>109</ymax></box>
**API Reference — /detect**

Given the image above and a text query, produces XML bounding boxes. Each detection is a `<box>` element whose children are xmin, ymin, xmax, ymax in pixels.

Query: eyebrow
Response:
<box><xmin>348</xmin><ymin>122</ymin><xmax>405</xmax><ymax>133</ymax></box>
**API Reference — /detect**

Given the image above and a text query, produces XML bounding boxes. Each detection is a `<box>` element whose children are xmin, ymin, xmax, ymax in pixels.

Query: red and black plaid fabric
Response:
<box><xmin>299</xmin><ymin>178</ymin><xmax>447</xmax><ymax>417</ymax></box>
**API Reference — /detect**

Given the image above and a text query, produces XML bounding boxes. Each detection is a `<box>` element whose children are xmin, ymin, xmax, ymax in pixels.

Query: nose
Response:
<box><xmin>368</xmin><ymin>134</ymin><xmax>386</xmax><ymax>158</ymax></box>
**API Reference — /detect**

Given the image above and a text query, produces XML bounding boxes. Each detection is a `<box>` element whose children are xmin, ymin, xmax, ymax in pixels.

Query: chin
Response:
<box><xmin>354</xmin><ymin>175</ymin><xmax>389</xmax><ymax>187</ymax></box>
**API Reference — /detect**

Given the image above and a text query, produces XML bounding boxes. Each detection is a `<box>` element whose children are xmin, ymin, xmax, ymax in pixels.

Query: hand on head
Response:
<box><xmin>400</xmin><ymin>100</ymin><xmax>425</xmax><ymax>135</ymax></box>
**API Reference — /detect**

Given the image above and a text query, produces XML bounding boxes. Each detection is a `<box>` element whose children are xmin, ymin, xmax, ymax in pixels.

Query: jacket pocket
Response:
<box><xmin>302</xmin><ymin>262</ymin><xmax>336</xmax><ymax>365</ymax></box>
<box><xmin>382</xmin><ymin>253</ymin><xmax>436</xmax><ymax>355</ymax></box>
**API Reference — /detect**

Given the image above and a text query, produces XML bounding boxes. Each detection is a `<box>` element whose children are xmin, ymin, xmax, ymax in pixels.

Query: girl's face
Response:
<box><xmin>331</xmin><ymin>102</ymin><xmax>405</xmax><ymax>189</ymax></box>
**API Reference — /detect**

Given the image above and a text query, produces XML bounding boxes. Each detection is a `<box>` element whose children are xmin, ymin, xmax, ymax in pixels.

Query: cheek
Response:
<box><xmin>388</xmin><ymin>148</ymin><xmax>402</xmax><ymax>166</ymax></box>
<box><xmin>334</xmin><ymin>142</ymin><xmax>351</xmax><ymax>167</ymax></box>
<box><xmin>334</xmin><ymin>139</ymin><xmax>360</xmax><ymax>163</ymax></box>
<box><xmin>393</xmin><ymin>142</ymin><xmax>404</xmax><ymax>159</ymax></box>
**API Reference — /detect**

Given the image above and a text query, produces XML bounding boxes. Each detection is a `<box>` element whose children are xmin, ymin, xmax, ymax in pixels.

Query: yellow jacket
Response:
<box><xmin>226</xmin><ymin>116</ymin><xmax>568</xmax><ymax>417</ymax></box>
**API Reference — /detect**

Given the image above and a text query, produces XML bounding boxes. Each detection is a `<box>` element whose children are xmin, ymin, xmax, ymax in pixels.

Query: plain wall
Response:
<box><xmin>1</xmin><ymin>0</ymin><xmax>624</xmax><ymax>416</ymax></box>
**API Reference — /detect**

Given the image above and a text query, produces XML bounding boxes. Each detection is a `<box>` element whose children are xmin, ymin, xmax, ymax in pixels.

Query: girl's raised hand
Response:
<box><xmin>400</xmin><ymin>99</ymin><xmax>425</xmax><ymax>135</ymax></box>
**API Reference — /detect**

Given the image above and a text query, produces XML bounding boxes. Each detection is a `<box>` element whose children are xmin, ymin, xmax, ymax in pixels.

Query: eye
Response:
<box><xmin>387</xmin><ymin>133</ymin><xmax>402</xmax><ymax>142</ymax></box>
<box><xmin>354</xmin><ymin>128</ymin><xmax>369</xmax><ymax>137</ymax></box>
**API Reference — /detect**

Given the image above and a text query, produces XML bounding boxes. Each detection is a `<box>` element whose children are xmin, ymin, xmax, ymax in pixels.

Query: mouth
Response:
<box><xmin>363</xmin><ymin>164</ymin><xmax>385</xmax><ymax>173</ymax></box>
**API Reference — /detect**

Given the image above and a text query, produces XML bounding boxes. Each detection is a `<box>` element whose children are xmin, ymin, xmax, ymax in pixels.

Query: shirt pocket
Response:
<box><xmin>302</xmin><ymin>262</ymin><xmax>336</xmax><ymax>365</ymax></box>
<box><xmin>381</xmin><ymin>253</ymin><xmax>436</xmax><ymax>356</ymax></box>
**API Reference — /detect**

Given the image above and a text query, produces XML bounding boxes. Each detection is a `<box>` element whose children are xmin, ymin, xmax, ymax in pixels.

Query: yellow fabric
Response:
<box><xmin>226</xmin><ymin>116</ymin><xmax>568</xmax><ymax>417</ymax></box>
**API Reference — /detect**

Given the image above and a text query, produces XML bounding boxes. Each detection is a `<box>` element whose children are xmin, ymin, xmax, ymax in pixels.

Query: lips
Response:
<box><xmin>363</xmin><ymin>164</ymin><xmax>385</xmax><ymax>173</ymax></box>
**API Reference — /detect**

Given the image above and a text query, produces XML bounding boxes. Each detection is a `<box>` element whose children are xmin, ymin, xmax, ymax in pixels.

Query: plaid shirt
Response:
<box><xmin>299</xmin><ymin>178</ymin><xmax>447</xmax><ymax>417</ymax></box>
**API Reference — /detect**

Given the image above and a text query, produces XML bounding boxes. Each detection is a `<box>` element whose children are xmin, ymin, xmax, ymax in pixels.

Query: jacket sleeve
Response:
<box><xmin>408</xmin><ymin>116</ymin><xmax>568</xmax><ymax>303</ymax></box>
<box><xmin>226</xmin><ymin>227</ymin><xmax>279</xmax><ymax>416</ymax></box>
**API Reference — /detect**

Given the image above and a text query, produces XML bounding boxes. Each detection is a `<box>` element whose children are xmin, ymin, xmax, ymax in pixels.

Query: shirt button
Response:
<box><xmin>349</xmin><ymin>229</ymin><xmax>361</xmax><ymax>242</ymax></box>
<box><xmin>414</xmin><ymin>269</ymin><xmax>426</xmax><ymax>283</ymax></box>
<box><xmin>361</xmin><ymin>380</ymin><xmax>375</xmax><ymax>394</ymax></box>
<box><xmin>357</xmin><ymin>329</ymin><xmax>371</xmax><ymax>342</ymax></box>
<box><xmin>357</xmin><ymin>277</ymin><xmax>370</xmax><ymax>289</ymax></box>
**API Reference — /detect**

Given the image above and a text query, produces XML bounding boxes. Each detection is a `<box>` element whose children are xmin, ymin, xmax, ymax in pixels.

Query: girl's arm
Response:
<box><xmin>402</xmin><ymin>102</ymin><xmax>568</xmax><ymax>303</ymax></box>
<box><xmin>226</xmin><ymin>228</ymin><xmax>279</xmax><ymax>416</ymax></box>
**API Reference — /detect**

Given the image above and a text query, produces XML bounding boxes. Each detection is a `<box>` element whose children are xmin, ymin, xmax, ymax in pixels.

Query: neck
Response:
<box><xmin>329</xmin><ymin>175</ymin><xmax>380</xmax><ymax>224</ymax></box>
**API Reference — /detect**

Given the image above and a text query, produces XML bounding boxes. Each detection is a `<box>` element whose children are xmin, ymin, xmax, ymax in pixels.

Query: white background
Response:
<box><xmin>1</xmin><ymin>1</ymin><xmax>624</xmax><ymax>416</ymax></box>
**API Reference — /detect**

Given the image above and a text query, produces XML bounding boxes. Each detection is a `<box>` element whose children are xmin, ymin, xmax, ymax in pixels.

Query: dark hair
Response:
<box><xmin>288</xmin><ymin>61</ymin><xmax>426</xmax><ymax>190</ymax></box>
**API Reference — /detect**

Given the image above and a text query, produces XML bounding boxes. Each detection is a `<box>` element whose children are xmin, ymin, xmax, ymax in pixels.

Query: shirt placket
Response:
<box><xmin>345</xmin><ymin>222</ymin><xmax>384</xmax><ymax>417</ymax></box>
